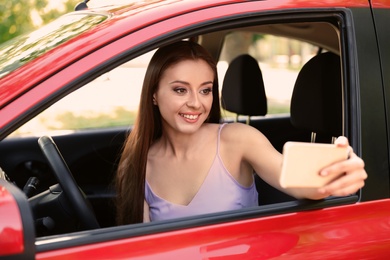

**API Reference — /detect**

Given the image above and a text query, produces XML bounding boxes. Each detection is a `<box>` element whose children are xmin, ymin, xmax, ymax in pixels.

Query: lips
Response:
<box><xmin>179</xmin><ymin>113</ymin><xmax>200</xmax><ymax>120</ymax></box>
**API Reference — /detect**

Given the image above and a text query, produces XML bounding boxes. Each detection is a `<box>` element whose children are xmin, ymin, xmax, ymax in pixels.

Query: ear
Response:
<box><xmin>152</xmin><ymin>93</ymin><xmax>157</xmax><ymax>105</ymax></box>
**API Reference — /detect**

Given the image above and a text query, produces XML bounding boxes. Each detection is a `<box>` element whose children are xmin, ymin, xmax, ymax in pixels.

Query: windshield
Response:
<box><xmin>0</xmin><ymin>13</ymin><xmax>107</xmax><ymax>79</ymax></box>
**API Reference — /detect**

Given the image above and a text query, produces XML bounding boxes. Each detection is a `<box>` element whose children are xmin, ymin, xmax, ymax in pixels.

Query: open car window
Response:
<box><xmin>11</xmin><ymin>34</ymin><xmax>321</xmax><ymax>137</ymax></box>
<box><xmin>10</xmin><ymin>51</ymin><xmax>154</xmax><ymax>137</ymax></box>
<box><xmin>219</xmin><ymin>31</ymin><xmax>323</xmax><ymax>120</ymax></box>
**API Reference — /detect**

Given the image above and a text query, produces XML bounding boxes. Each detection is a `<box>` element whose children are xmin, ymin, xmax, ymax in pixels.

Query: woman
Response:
<box><xmin>116</xmin><ymin>41</ymin><xmax>367</xmax><ymax>225</ymax></box>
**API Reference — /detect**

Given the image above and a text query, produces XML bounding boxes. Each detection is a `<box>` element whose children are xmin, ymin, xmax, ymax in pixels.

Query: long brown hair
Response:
<box><xmin>116</xmin><ymin>41</ymin><xmax>221</xmax><ymax>225</ymax></box>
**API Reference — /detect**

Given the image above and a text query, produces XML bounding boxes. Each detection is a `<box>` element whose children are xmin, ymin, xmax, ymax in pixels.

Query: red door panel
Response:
<box><xmin>36</xmin><ymin>200</ymin><xmax>390</xmax><ymax>259</ymax></box>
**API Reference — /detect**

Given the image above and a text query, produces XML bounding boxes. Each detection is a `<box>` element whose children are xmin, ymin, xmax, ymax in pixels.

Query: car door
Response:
<box><xmin>371</xmin><ymin>0</ymin><xmax>390</xmax><ymax>176</ymax></box>
<box><xmin>350</xmin><ymin>1</ymin><xmax>390</xmax><ymax>201</ymax></box>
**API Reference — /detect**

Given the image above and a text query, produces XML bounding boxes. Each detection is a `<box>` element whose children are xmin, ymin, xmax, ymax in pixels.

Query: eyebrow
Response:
<box><xmin>169</xmin><ymin>80</ymin><xmax>213</xmax><ymax>86</ymax></box>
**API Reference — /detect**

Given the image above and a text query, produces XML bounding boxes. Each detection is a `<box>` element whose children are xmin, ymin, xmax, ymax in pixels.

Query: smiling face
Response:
<box><xmin>153</xmin><ymin>59</ymin><xmax>214</xmax><ymax>135</ymax></box>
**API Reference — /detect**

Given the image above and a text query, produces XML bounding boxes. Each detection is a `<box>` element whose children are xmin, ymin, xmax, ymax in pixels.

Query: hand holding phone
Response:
<box><xmin>280</xmin><ymin>141</ymin><xmax>349</xmax><ymax>188</ymax></box>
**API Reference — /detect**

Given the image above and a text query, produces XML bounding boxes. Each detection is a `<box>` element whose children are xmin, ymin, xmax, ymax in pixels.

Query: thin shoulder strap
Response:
<box><xmin>217</xmin><ymin>123</ymin><xmax>227</xmax><ymax>153</ymax></box>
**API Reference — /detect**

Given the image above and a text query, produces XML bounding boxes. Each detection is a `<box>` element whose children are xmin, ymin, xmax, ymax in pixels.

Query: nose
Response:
<box><xmin>186</xmin><ymin>92</ymin><xmax>201</xmax><ymax>109</ymax></box>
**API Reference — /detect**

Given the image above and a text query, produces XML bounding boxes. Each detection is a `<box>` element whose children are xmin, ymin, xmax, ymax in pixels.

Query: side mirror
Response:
<box><xmin>0</xmin><ymin>179</ymin><xmax>35</xmax><ymax>259</ymax></box>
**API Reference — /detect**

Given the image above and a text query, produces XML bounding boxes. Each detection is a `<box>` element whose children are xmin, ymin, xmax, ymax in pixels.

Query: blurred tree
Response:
<box><xmin>0</xmin><ymin>0</ymin><xmax>33</xmax><ymax>43</ymax></box>
<box><xmin>0</xmin><ymin>0</ymin><xmax>79</xmax><ymax>44</ymax></box>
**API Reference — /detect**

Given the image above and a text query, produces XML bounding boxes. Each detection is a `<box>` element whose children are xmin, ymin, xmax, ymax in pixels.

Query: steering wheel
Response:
<box><xmin>38</xmin><ymin>136</ymin><xmax>100</xmax><ymax>230</ymax></box>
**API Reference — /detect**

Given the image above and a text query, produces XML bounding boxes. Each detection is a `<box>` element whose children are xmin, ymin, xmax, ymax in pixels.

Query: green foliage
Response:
<box><xmin>221</xmin><ymin>101</ymin><xmax>290</xmax><ymax>120</ymax></box>
<box><xmin>267</xmin><ymin>100</ymin><xmax>290</xmax><ymax>114</ymax></box>
<box><xmin>39</xmin><ymin>0</ymin><xmax>80</xmax><ymax>25</ymax></box>
<box><xmin>0</xmin><ymin>0</ymin><xmax>79</xmax><ymax>44</ymax></box>
<box><xmin>51</xmin><ymin>107</ymin><xmax>137</xmax><ymax>130</ymax></box>
<box><xmin>0</xmin><ymin>0</ymin><xmax>34</xmax><ymax>43</ymax></box>
<box><xmin>252</xmin><ymin>34</ymin><xmax>264</xmax><ymax>43</ymax></box>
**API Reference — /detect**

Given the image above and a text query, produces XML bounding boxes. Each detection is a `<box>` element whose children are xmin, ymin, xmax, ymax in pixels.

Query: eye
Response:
<box><xmin>173</xmin><ymin>87</ymin><xmax>187</xmax><ymax>94</ymax></box>
<box><xmin>200</xmin><ymin>88</ymin><xmax>212</xmax><ymax>95</ymax></box>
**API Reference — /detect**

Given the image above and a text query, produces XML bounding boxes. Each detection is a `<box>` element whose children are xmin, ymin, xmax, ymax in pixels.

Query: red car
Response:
<box><xmin>1</xmin><ymin>0</ymin><xmax>390</xmax><ymax>259</ymax></box>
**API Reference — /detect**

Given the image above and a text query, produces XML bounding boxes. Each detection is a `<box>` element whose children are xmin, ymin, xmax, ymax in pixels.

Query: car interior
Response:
<box><xmin>0</xmin><ymin>17</ymin><xmax>350</xmax><ymax>238</ymax></box>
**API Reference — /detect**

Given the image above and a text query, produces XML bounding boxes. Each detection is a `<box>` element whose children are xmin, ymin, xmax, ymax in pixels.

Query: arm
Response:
<box><xmin>226</xmin><ymin>123</ymin><xmax>367</xmax><ymax>200</ymax></box>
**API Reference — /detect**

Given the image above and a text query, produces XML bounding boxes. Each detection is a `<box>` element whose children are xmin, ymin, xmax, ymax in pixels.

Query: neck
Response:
<box><xmin>157</xmin><ymin>124</ymin><xmax>207</xmax><ymax>158</ymax></box>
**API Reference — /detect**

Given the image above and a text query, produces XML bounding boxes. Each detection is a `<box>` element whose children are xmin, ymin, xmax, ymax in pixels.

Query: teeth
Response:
<box><xmin>181</xmin><ymin>114</ymin><xmax>199</xmax><ymax>120</ymax></box>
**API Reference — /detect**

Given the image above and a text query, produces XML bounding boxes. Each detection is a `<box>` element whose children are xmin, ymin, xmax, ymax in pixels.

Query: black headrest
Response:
<box><xmin>290</xmin><ymin>52</ymin><xmax>342</xmax><ymax>137</ymax></box>
<box><xmin>221</xmin><ymin>54</ymin><xmax>267</xmax><ymax>116</ymax></box>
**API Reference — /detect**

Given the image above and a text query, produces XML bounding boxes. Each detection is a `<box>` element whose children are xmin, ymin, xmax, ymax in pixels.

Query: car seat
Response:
<box><xmin>221</xmin><ymin>54</ymin><xmax>267</xmax><ymax>124</ymax></box>
<box><xmin>220</xmin><ymin>54</ymin><xmax>293</xmax><ymax>205</ymax></box>
<box><xmin>290</xmin><ymin>52</ymin><xmax>342</xmax><ymax>143</ymax></box>
<box><xmin>258</xmin><ymin>52</ymin><xmax>343</xmax><ymax>205</ymax></box>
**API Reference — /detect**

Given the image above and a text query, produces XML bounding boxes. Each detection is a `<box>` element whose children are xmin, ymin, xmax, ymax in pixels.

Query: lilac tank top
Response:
<box><xmin>145</xmin><ymin>123</ymin><xmax>258</xmax><ymax>221</ymax></box>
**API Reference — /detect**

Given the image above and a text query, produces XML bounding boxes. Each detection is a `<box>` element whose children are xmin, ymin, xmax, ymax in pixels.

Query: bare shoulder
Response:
<box><xmin>202</xmin><ymin>122</ymin><xmax>222</xmax><ymax>132</ymax></box>
<box><xmin>221</xmin><ymin>122</ymin><xmax>267</xmax><ymax>141</ymax></box>
<box><xmin>218</xmin><ymin>123</ymin><xmax>271</xmax><ymax>157</ymax></box>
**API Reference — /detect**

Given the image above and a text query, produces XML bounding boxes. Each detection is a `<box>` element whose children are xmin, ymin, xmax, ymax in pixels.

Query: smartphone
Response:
<box><xmin>280</xmin><ymin>141</ymin><xmax>349</xmax><ymax>188</ymax></box>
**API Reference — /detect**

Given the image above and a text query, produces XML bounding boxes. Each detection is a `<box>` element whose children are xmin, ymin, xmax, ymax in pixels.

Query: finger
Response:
<box><xmin>334</xmin><ymin>136</ymin><xmax>349</xmax><ymax>147</ymax></box>
<box><xmin>320</xmin><ymin>151</ymin><xmax>364</xmax><ymax>176</ymax></box>
<box><xmin>321</xmin><ymin>177</ymin><xmax>366</xmax><ymax>197</ymax></box>
<box><xmin>319</xmin><ymin>167</ymin><xmax>367</xmax><ymax>196</ymax></box>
